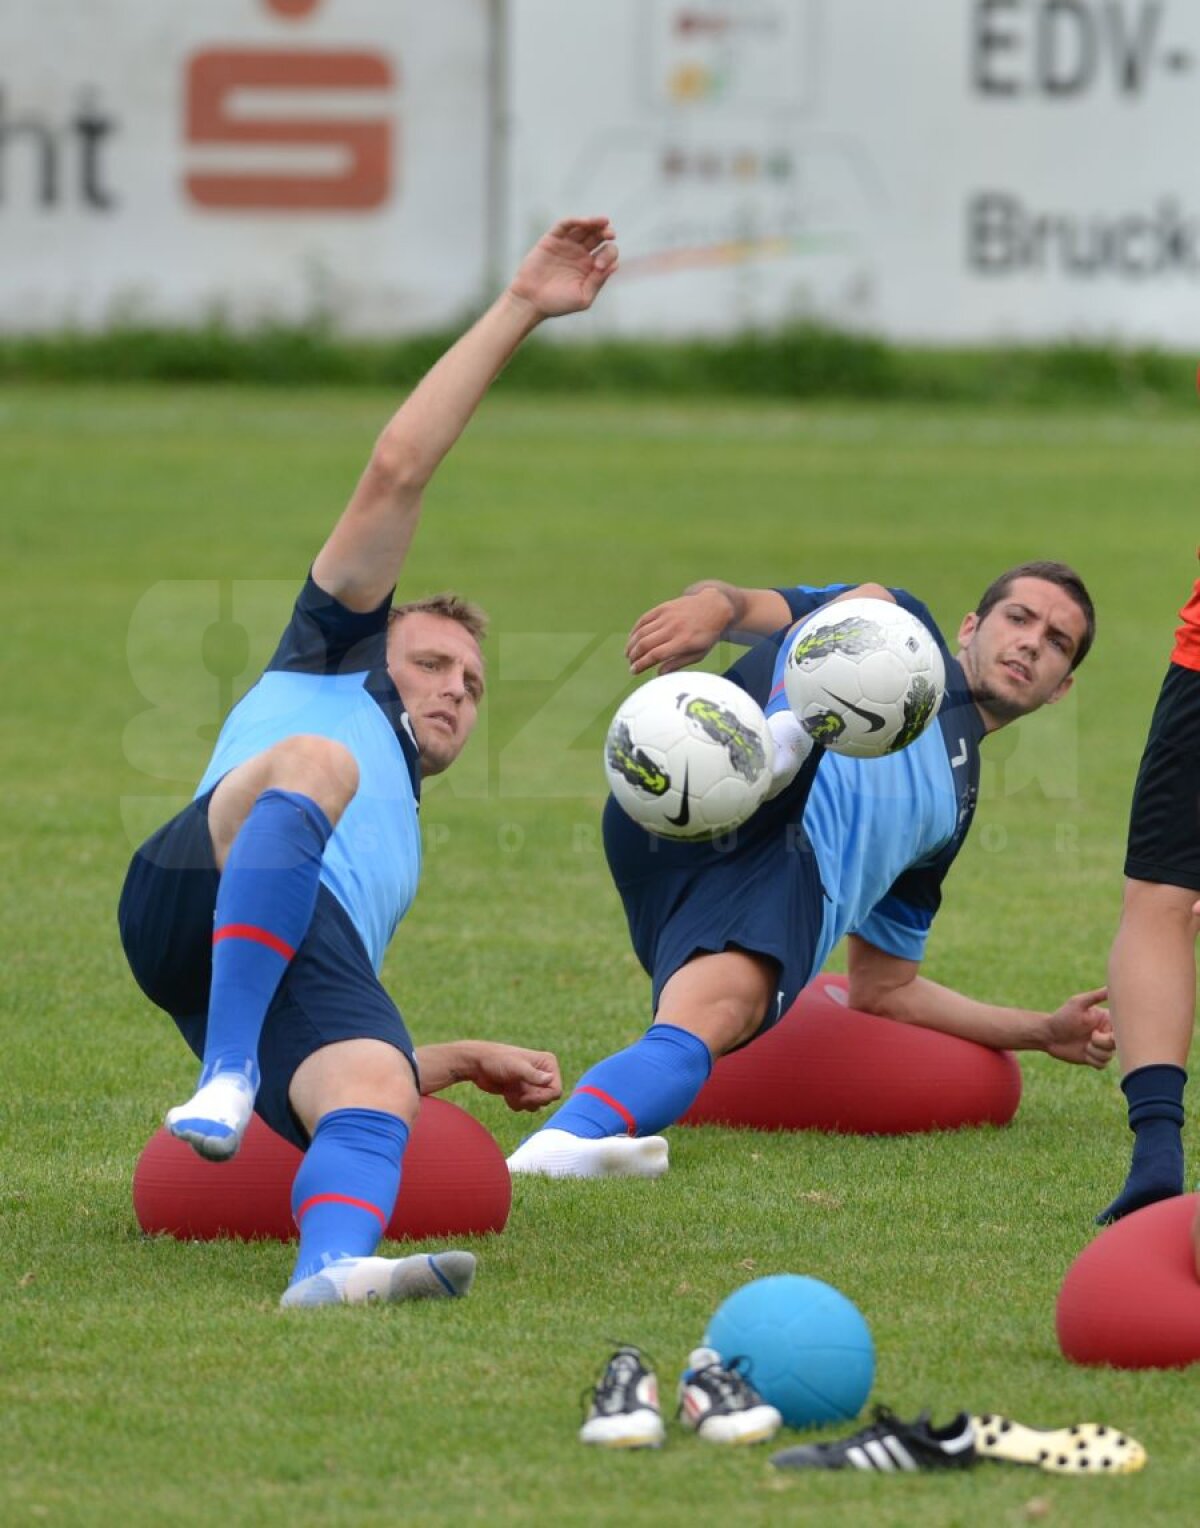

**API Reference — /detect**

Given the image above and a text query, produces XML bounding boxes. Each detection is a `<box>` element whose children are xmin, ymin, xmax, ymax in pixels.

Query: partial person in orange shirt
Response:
<box><xmin>1098</xmin><ymin>564</ymin><xmax>1200</xmax><ymax>1223</ymax></box>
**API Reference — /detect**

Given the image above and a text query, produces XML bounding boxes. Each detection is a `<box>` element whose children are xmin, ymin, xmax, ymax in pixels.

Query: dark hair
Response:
<box><xmin>388</xmin><ymin>592</ymin><xmax>488</xmax><ymax>645</ymax></box>
<box><xmin>974</xmin><ymin>561</ymin><xmax>1095</xmax><ymax>670</ymax></box>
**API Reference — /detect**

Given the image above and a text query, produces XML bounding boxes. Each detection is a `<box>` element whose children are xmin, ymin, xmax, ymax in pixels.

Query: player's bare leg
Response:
<box><xmin>653</xmin><ymin>949</ymin><xmax>776</xmax><ymax>1054</ymax></box>
<box><xmin>1108</xmin><ymin>881</ymin><xmax>1198</xmax><ymax>1073</ymax></box>
<box><xmin>1097</xmin><ymin>880</ymin><xmax>1198</xmax><ymax>1223</ymax></box>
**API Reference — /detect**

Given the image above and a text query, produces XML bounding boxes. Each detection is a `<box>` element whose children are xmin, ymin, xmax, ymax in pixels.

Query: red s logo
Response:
<box><xmin>185</xmin><ymin>49</ymin><xmax>394</xmax><ymax>211</ymax></box>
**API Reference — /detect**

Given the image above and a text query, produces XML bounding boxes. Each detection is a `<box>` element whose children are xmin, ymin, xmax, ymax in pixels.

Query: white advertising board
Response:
<box><xmin>0</xmin><ymin>0</ymin><xmax>492</xmax><ymax>332</ymax></box>
<box><xmin>4</xmin><ymin>1</ymin><xmax>1200</xmax><ymax>342</ymax></box>
<box><xmin>505</xmin><ymin>0</ymin><xmax>1200</xmax><ymax>343</ymax></box>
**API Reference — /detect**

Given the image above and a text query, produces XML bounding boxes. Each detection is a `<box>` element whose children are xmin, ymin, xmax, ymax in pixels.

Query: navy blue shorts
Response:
<box><xmin>1124</xmin><ymin>662</ymin><xmax>1200</xmax><ymax>891</ymax></box>
<box><xmin>602</xmin><ymin>794</ymin><xmax>827</xmax><ymax>1038</ymax></box>
<box><xmin>117</xmin><ymin>788</ymin><xmax>416</xmax><ymax>1149</ymax></box>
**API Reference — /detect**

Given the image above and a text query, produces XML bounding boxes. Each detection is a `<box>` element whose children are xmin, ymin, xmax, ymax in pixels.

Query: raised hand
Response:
<box><xmin>508</xmin><ymin>216</ymin><xmax>619</xmax><ymax>319</ymax></box>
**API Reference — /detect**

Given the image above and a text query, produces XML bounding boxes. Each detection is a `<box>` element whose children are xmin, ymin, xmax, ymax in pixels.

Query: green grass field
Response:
<box><xmin>3</xmin><ymin>385</ymin><xmax>1198</xmax><ymax>1526</ymax></box>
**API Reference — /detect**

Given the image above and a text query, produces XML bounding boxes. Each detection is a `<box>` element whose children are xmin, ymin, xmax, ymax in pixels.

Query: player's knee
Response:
<box><xmin>268</xmin><ymin>735</ymin><xmax>360</xmax><ymax>822</ymax></box>
<box><xmin>1121</xmin><ymin>877</ymin><xmax>1199</xmax><ymax>930</ymax></box>
<box><xmin>658</xmin><ymin>951</ymin><xmax>777</xmax><ymax>1055</ymax></box>
<box><xmin>847</xmin><ymin>581</ymin><xmax>893</xmax><ymax>604</ymax></box>
<box><xmin>290</xmin><ymin>1038</ymin><xmax>419</xmax><ymax>1137</ymax></box>
<box><xmin>654</xmin><ymin>947</ymin><xmax>776</xmax><ymax>1057</ymax></box>
<box><xmin>698</xmin><ymin>992</ymin><xmax>769</xmax><ymax>1054</ymax></box>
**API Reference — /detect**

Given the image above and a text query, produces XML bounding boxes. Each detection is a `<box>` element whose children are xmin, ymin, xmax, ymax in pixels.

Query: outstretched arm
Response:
<box><xmin>846</xmin><ymin>935</ymin><xmax>1115</xmax><ymax>1068</ymax></box>
<box><xmin>312</xmin><ymin>217</ymin><xmax>619</xmax><ymax>612</ymax></box>
<box><xmin>626</xmin><ymin>580</ymin><xmax>894</xmax><ymax>675</ymax></box>
<box><xmin>414</xmin><ymin>1040</ymin><xmax>563</xmax><ymax>1112</ymax></box>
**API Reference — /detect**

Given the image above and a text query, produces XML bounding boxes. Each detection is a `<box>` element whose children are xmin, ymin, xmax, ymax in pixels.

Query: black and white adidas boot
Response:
<box><xmin>771</xmin><ymin>1405</ymin><xmax>976</xmax><ymax>1472</ymax></box>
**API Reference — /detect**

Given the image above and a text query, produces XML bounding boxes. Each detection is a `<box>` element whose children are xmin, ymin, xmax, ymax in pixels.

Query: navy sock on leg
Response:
<box><xmin>1096</xmin><ymin>1064</ymin><xmax>1187</xmax><ymax>1225</ymax></box>
<box><xmin>289</xmin><ymin>1108</ymin><xmax>408</xmax><ymax>1285</ymax></box>
<box><xmin>539</xmin><ymin>1024</ymin><xmax>713</xmax><ymax>1139</ymax></box>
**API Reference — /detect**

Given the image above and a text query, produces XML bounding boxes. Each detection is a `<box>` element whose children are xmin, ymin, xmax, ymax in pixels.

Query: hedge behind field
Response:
<box><xmin>0</xmin><ymin>320</ymin><xmax>1192</xmax><ymax>406</ymax></box>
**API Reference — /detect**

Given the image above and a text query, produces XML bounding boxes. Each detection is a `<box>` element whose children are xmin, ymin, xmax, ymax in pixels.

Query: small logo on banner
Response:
<box><xmin>184</xmin><ymin>50</ymin><xmax>394</xmax><ymax>210</ymax></box>
<box><xmin>183</xmin><ymin>2</ymin><xmax>395</xmax><ymax>212</ymax></box>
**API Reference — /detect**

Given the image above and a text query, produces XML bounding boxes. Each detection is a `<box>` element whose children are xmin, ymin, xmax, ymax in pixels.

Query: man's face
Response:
<box><xmin>386</xmin><ymin>611</ymin><xmax>484</xmax><ymax>777</ymax></box>
<box><xmin>957</xmin><ymin>576</ymin><xmax>1088</xmax><ymax>728</ymax></box>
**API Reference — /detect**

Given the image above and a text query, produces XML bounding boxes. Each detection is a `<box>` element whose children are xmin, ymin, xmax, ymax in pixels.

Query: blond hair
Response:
<box><xmin>388</xmin><ymin>592</ymin><xmax>488</xmax><ymax>645</ymax></box>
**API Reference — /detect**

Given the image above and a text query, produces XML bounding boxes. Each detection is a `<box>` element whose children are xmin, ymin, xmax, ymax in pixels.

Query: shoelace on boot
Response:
<box><xmin>680</xmin><ymin>1354</ymin><xmax>760</xmax><ymax>1411</ymax></box>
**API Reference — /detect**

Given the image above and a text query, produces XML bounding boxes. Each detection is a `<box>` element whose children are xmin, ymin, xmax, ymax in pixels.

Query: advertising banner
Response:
<box><xmin>5</xmin><ymin>1</ymin><xmax>1200</xmax><ymax>342</ymax></box>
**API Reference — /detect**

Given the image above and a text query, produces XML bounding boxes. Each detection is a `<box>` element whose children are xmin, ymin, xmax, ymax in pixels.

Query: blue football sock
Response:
<box><xmin>1096</xmin><ymin>1064</ymin><xmax>1187</xmax><ymax>1225</ymax></box>
<box><xmin>540</xmin><ymin>1024</ymin><xmax>713</xmax><ymax>1139</ymax></box>
<box><xmin>202</xmin><ymin>788</ymin><xmax>332</xmax><ymax>1087</ymax></box>
<box><xmin>289</xmin><ymin>1108</ymin><xmax>409</xmax><ymax>1285</ymax></box>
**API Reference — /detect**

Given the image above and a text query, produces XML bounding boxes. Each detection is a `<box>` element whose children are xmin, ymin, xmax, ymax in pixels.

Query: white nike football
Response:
<box><xmin>604</xmin><ymin>672</ymin><xmax>774</xmax><ymax>840</ymax></box>
<box><xmin>783</xmin><ymin>597</ymin><xmax>945</xmax><ymax>759</ymax></box>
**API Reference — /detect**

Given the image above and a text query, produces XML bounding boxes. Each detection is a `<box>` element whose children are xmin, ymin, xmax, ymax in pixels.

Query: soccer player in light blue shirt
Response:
<box><xmin>119</xmin><ymin>217</ymin><xmax>619</xmax><ymax>1304</ymax></box>
<box><xmin>510</xmin><ymin>565</ymin><xmax>1116</xmax><ymax>1180</ymax></box>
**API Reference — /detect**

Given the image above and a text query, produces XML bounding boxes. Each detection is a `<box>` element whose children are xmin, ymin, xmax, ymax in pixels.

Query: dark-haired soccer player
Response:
<box><xmin>119</xmin><ymin>217</ymin><xmax>619</xmax><ymax>1301</ymax></box>
<box><xmin>509</xmin><ymin>563</ymin><xmax>1115</xmax><ymax>1179</ymax></box>
<box><xmin>1097</xmin><ymin>563</ymin><xmax>1200</xmax><ymax>1223</ymax></box>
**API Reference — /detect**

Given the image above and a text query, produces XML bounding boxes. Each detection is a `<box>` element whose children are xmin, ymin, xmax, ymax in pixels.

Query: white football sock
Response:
<box><xmin>279</xmin><ymin>1251</ymin><xmax>477</xmax><ymax>1309</ymax></box>
<box><xmin>165</xmin><ymin>1070</ymin><xmax>257</xmax><ymax>1161</ymax></box>
<box><xmin>764</xmin><ymin>707</ymin><xmax>814</xmax><ymax>799</ymax></box>
<box><xmin>507</xmin><ymin>1128</ymin><xmax>669</xmax><ymax>1179</ymax></box>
